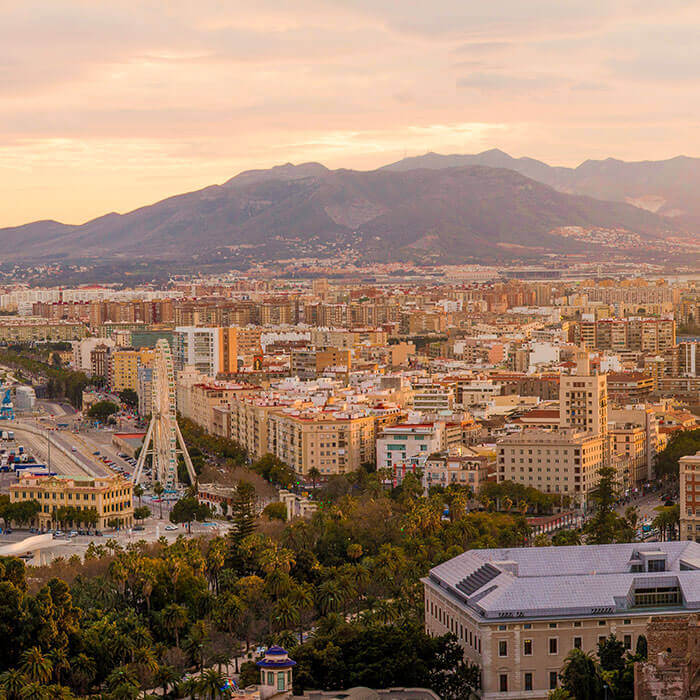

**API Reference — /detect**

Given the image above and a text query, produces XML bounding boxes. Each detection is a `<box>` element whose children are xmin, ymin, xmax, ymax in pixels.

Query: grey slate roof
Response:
<box><xmin>426</xmin><ymin>541</ymin><xmax>700</xmax><ymax>620</ymax></box>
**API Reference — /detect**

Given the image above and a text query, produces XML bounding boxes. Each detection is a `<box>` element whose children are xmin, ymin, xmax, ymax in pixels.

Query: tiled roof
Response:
<box><xmin>426</xmin><ymin>542</ymin><xmax>700</xmax><ymax>620</ymax></box>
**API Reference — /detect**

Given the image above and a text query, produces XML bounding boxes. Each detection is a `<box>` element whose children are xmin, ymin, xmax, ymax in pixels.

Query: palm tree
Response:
<box><xmin>69</xmin><ymin>653</ymin><xmax>96</xmax><ymax>695</ymax></box>
<box><xmin>18</xmin><ymin>682</ymin><xmax>50</xmax><ymax>700</ymax></box>
<box><xmin>133</xmin><ymin>483</ymin><xmax>143</xmax><ymax>507</ymax></box>
<box><xmin>162</xmin><ymin>603</ymin><xmax>189</xmax><ymax>649</ymax></box>
<box><xmin>259</xmin><ymin>544</ymin><xmax>295</xmax><ymax>574</ymax></box>
<box><xmin>197</xmin><ymin>669</ymin><xmax>227</xmax><ymax>700</ymax></box>
<box><xmin>153</xmin><ymin>481</ymin><xmax>165</xmax><ymax>519</ymax></box>
<box><xmin>273</xmin><ymin>597</ymin><xmax>300</xmax><ymax>633</ymax></box>
<box><xmin>0</xmin><ymin>669</ymin><xmax>28</xmax><ymax>700</ymax></box>
<box><xmin>48</xmin><ymin>648</ymin><xmax>70</xmax><ymax>685</ymax></box>
<box><xmin>153</xmin><ymin>664</ymin><xmax>180</xmax><ymax>698</ymax></box>
<box><xmin>20</xmin><ymin>648</ymin><xmax>52</xmax><ymax>684</ymax></box>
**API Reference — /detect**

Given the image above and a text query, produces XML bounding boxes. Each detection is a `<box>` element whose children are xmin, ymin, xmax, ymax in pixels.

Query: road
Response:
<box><xmin>2</xmin><ymin>420</ymin><xmax>113</xmax><ymax>479</ymax></box>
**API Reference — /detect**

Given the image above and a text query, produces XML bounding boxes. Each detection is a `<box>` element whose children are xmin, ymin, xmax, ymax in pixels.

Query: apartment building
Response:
<box><xmin>608</xmin><ymin>406</ymin><xmax>659</xmax><ymax>484</ymax></box>
<box><xmin>559</xmin><ymin>350</ymin><xmax>608</xmax><ymax>437</ymax></box>
<box><xmin>412</xmin><ymin>382</ymin><xmax>455</xmax><ymax>412</ymax></box>
<box><xmin>575</xmin><ymin>317</ymin><xmax>676</xmax><ymax>353</ymax></box>
<box><xmin>72</xmin><ymin>337</ymin><xmax>116</xmax><ymax>372</ymax></box>
<box><xmin>290</xmin><ymin>347</ymin><xmax>352</xmax><ymax>378</ymax></box>
<box><xmin>309</xmin><ymin>328</ymin><xmax>388</xmax><ymax>349</ymax></box>
<box><xmin>423</xmin><ymin>446</ymin><xmax>493</xmax><ymax>493</ymax></box>
<box><xmin>607</xmin><ymin>372</ymin><xmax>655</xmax><ymax>404</ymax></box>
<box><xmin>10</xmin><ymin>474</ymin><xmax>134</xmax><ymax>530</ymax></box>
<box><xmin>174</xmin><ymin>326</ymin><xmax>239</xmax><ymax>376</ymax></box>
<box><xmin>224</xmin><ymin>394</ymin><xmax>310</xmax><ymax>460</ymax></box>
<box><xmin>0</xmin><ymin>319</ymin><xmax>88</xmax><ymax>342</ymax></box>
<box><xmin>267</xmin><ymin>408</ymin><xmax>375</xmax><ymax>476</ymax></box>
<box><xmin>377</xmin><ymin>421</ymin><xmax>457</xmax><ymax>472</ymax></box>
<box><xmin>680</xmin><ymin>452</ymin><xmax>700</xmax><ymax>542</ymax></box>
<box><xmin>181</xmin><ymin>381</ymin><xmax>260</xmax><ymax>434</ymax></box>
<box><xmin>424</xmin><ymin>542</ymin><xmax>700</xmax><ymax>699</ymax></box>
<box><xmin>497</xmin><ymin>428</ymin><xmax>606</xmax><ymax>504</ymax></box>
<box><xmin>109</xmin><ymin>348</ymin><xmax>155</xmax><ymax>393</ymax></box>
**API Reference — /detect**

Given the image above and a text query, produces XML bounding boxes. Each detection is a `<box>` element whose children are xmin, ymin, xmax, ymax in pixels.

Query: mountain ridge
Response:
<box><xmin>1</xmin><ymin>157</ymin><xmax>696</xmax><ymax>265</ymax></box>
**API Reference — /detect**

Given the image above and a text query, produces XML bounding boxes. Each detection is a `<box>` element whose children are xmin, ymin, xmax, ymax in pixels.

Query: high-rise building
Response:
<box><xmin>173</xmin><ymin>326</ymin><xmax>239</xmax><ymax>376</ymax></box>
<box><xmin>559</xmin><ymin>350</ymin><xmax>608</xmax><ymax>437</ymax></box>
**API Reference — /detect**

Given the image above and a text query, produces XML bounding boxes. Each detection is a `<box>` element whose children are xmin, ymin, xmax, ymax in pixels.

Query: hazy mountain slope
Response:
<box><xmin>0</xmin><ymin>162</ymin><xmax>687</xmax><ymax>264</ymax></box>
<box><xmin>384</xmin><ymin>150</ymin><xmax>700</xmax><ymax>223</ymax></box>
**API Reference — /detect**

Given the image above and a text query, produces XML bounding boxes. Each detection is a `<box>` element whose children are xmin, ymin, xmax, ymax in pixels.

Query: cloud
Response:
<box><xmin>0</xmin><ymin>0</ymin><xmax>699</xmax><ymax>225</ymax></box>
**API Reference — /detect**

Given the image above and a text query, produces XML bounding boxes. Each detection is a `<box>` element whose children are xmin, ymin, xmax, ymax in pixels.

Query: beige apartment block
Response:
<box><xmin>497</xmin><ymin>428</ymin><xmax>606</xmax><ymax>506</ymax></box>
<box><xmin>268</xmin><ymin>408</ymin><xmax>375</xmax><ymax>476</ymax></box>
<box><xmin>109</xmin><ymin>348</ymin><xmax>155</xmax><ymax>393</ymax></box>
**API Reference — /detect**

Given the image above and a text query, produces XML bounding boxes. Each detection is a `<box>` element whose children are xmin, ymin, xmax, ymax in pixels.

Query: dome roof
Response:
<box><xmin>265</xmin><ymin>645</ymin><xmax>288</xmax><ymax>656</ymax></box>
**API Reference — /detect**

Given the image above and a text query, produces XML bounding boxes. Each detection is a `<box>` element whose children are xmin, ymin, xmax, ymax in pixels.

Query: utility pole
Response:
<box><xmin>47</xmin><ymin>430</ymin><xmax>51</xmax><ymax>473</ymax></box>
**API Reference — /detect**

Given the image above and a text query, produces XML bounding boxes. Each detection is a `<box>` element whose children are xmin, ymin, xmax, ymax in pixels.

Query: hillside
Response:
<box><xmin>0</xmin><ymin>163</ymin><xmax>691</xmax><ymax>265</ymax></box>
<box><xmin>384</xmin><ymin>150</ymin><xmax>700</xmax><ymax>224</ymax></box>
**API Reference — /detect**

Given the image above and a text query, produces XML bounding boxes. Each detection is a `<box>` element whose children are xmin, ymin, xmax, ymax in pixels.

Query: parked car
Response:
<box><xmin>165</xmin><ymin>524</ymin><xmax>178</xmax><ymax>531</ymax></box>
<box><xmin>133</xmin><ymin>525</ymin><xmax>145</xmax><ymax>531</ymax></box>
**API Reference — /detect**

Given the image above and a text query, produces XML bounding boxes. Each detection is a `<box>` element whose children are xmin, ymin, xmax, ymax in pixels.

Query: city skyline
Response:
<box><xmin>3</xmin><ymin>0</ymin><xmax>700</xmax><ymax>226</ymax></box>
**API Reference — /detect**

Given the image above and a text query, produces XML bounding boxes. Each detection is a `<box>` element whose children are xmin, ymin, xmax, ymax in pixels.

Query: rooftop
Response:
<box><xmin>425</xmin><ymin>542</ymin><xmax>700</xmax><ymax>621</ymax></box>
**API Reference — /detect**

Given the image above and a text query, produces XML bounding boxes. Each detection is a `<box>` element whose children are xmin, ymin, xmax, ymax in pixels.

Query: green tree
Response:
<box><xmin>262</xmin><ymin>502</ymin><xmax>287</xmax><ymax>522</ymax></box>
<box><xmin>86</xmin><ymin>400</ymin><xmax>119</xmax><ymax>422</ymax></box>
<box><xmin>133</xmin><ymin>506</ymin><xmax>151</xmax><ymax>523</ymax></box>
<box><xmin>551</xmin><ymin>529</ymin><xmax>582</xmax><ymax>546</ymax></box>
<box><xmin>169</xmin><ymin>491</ymin><xmax>211</xmax><ymax>534</ymax></box>
<box><xmin>597</xmin><ymin>634</ymin><xmax>626</xmax><ymax>672</ymax></box>
<box><xmin>20</xmin><ymin>648</ymin><xmax>52</xmax><ymax>684</ymax></box>
<box><xmin>118</xmin><ymin>389</ymin><xmax>138</xmax><ymax>409</ymax></box>
<box><xmin>229</xmin><ymin>482</ymin><xmax>257</xmax><ymax>549</ymax></box>
<box><xmin>559</xmin><ymin>649</ymin><xmax>603</xmax><ymax>700</ymax></box>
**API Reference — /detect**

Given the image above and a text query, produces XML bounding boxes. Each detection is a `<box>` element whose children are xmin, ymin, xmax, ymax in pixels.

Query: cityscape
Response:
<box><xmin>2</xmin><ymin>2</ymin><xmax>700</xmax><ymax>699</ymax></box>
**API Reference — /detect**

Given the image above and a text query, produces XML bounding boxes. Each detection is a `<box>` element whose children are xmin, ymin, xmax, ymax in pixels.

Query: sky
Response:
<box><xmin>2</xmin><ymin>0</ymin><xmax>700</xmax><ymax>227</ymax></box>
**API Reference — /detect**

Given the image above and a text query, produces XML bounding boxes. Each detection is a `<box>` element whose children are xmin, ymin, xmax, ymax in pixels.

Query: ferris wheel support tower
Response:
<box><xmin>132</xmin><ymin>340</ymin><xmax>196</xmax><ymax>489</ymax></box>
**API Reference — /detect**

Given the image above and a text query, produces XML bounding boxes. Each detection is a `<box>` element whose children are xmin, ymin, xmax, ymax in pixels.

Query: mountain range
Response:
<box><xmin>1</xmin><ymin>151</ymin><xmax>698</xmax><ymax>266</ymax></box>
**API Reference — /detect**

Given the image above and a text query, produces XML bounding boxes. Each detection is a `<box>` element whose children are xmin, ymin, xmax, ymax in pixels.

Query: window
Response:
<box><xmin>624</xmin><ymin>634</ymin><xmax>632</xmax><ymax>650</ymax></box>
<box><xmin>524</xmin><ymin>623</ymin><xmax>532</xmax><ymax>629</ymax></box>
<box><xmin>549</xmin><ymin>622</ymin><xmax>557</xmax><ymax>629</ymax></box>
<box><xmin>599</xmin><ymin>636</ymin><xmax>606</xmax><ymax>645</ymax></box>
<box><xmin>648</xmin><ymin>559</ymin><xmax>666</xmax><ymax>572</ymax></box>
<box><xmin>524</xmin><ymin>672</ymin><xmax>533</xmax><ymax>691</ymax></box>
<box><xmin>574</xmin><ymin>637</ymin><xmax>582</xmax><ymax>649</ymax></box>
<box><xmin>598</xmin><ymin>620</ymin><xmax>606</xmax><ymax>626</ymax></box>
<box><xmin>498</xmin><ymin>640</ymin><xmax>508</xmax><ymax>657</ymax></box>
<box><xmin>523</xmin><ymin>639</ymin><xmax>532</xmax><ymax>656</ymax></box>
<box><xmin>499</xmin><ymin>674</ymin><xmax>508</xmax><ymax>692</ymax></box>
<box><xmin>574</xmin><ymin>621</ymin><xmax>582</xmax><ymax>628</ymax></box>
<box><xmin>550</xmin><ymin>671</ymin><xmax>558</xmax><ymax>690</ymax></box>
<box><xmin>549</xmin><ymin>638</ymin><xmax>558</xmax><ymax>654</ymax></box>
<box><xmin>277</xmin><ymin>672</ymin><xmax>285</xmax><ymax>691</ymax></box>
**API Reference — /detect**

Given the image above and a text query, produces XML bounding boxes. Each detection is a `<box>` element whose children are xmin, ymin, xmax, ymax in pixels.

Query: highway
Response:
<box><xmin>1</xmin><ymin>420</ymin><xmax>114</xmax><ymax>479</ymax></box>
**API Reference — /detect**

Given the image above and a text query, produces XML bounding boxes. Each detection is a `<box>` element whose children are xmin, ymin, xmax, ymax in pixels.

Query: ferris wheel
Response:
<box><xmin>133</xmin><ymin>340</ymin><xmax>196</xmax><ymax>489</ymax></box>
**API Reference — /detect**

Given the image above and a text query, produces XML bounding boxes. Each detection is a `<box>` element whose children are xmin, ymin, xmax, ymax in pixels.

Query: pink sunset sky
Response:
<box><xmin>2</xmin><ymin>0</ymin><xmax>699</xmax><ymax>227</ymax></box>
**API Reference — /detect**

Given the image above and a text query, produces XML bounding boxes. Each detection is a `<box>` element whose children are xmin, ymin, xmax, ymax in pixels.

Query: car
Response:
<box><xmin>133</xmin><ymin>525</ymin><xmax>145</xmax><ymax>531</ymax></box>
<box><xmin>53</xmin><ymin>531</ymin><xmax>63</xmax><ymax>539</ymax></box>
<box><xmin>165</xmin><ymin>524</ymin><xmax>178</xmax><ymax>531</ymax></box>
<box><xmin>69</xmin><ymin>531</ymin><xmax>78</xmax><ymax>537</ymax></box>
<box><xmin>93</xmin><ymin>451</ymin><xmax>100</xmax><ymax>456</ymax></box>
<box><xmin>4</xmin><ymin>528</ymin><xmax>12</xmax><ymax>534</ymax></box>
<box><xmin>71</xmin><ymin>446</ymin><xmax>77</xmax><ymax>452</ymax></box>
<box><xmin>93</xmin><ymin>530</ymin><xmax>103</xmax><ymax>537</ymax></box>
